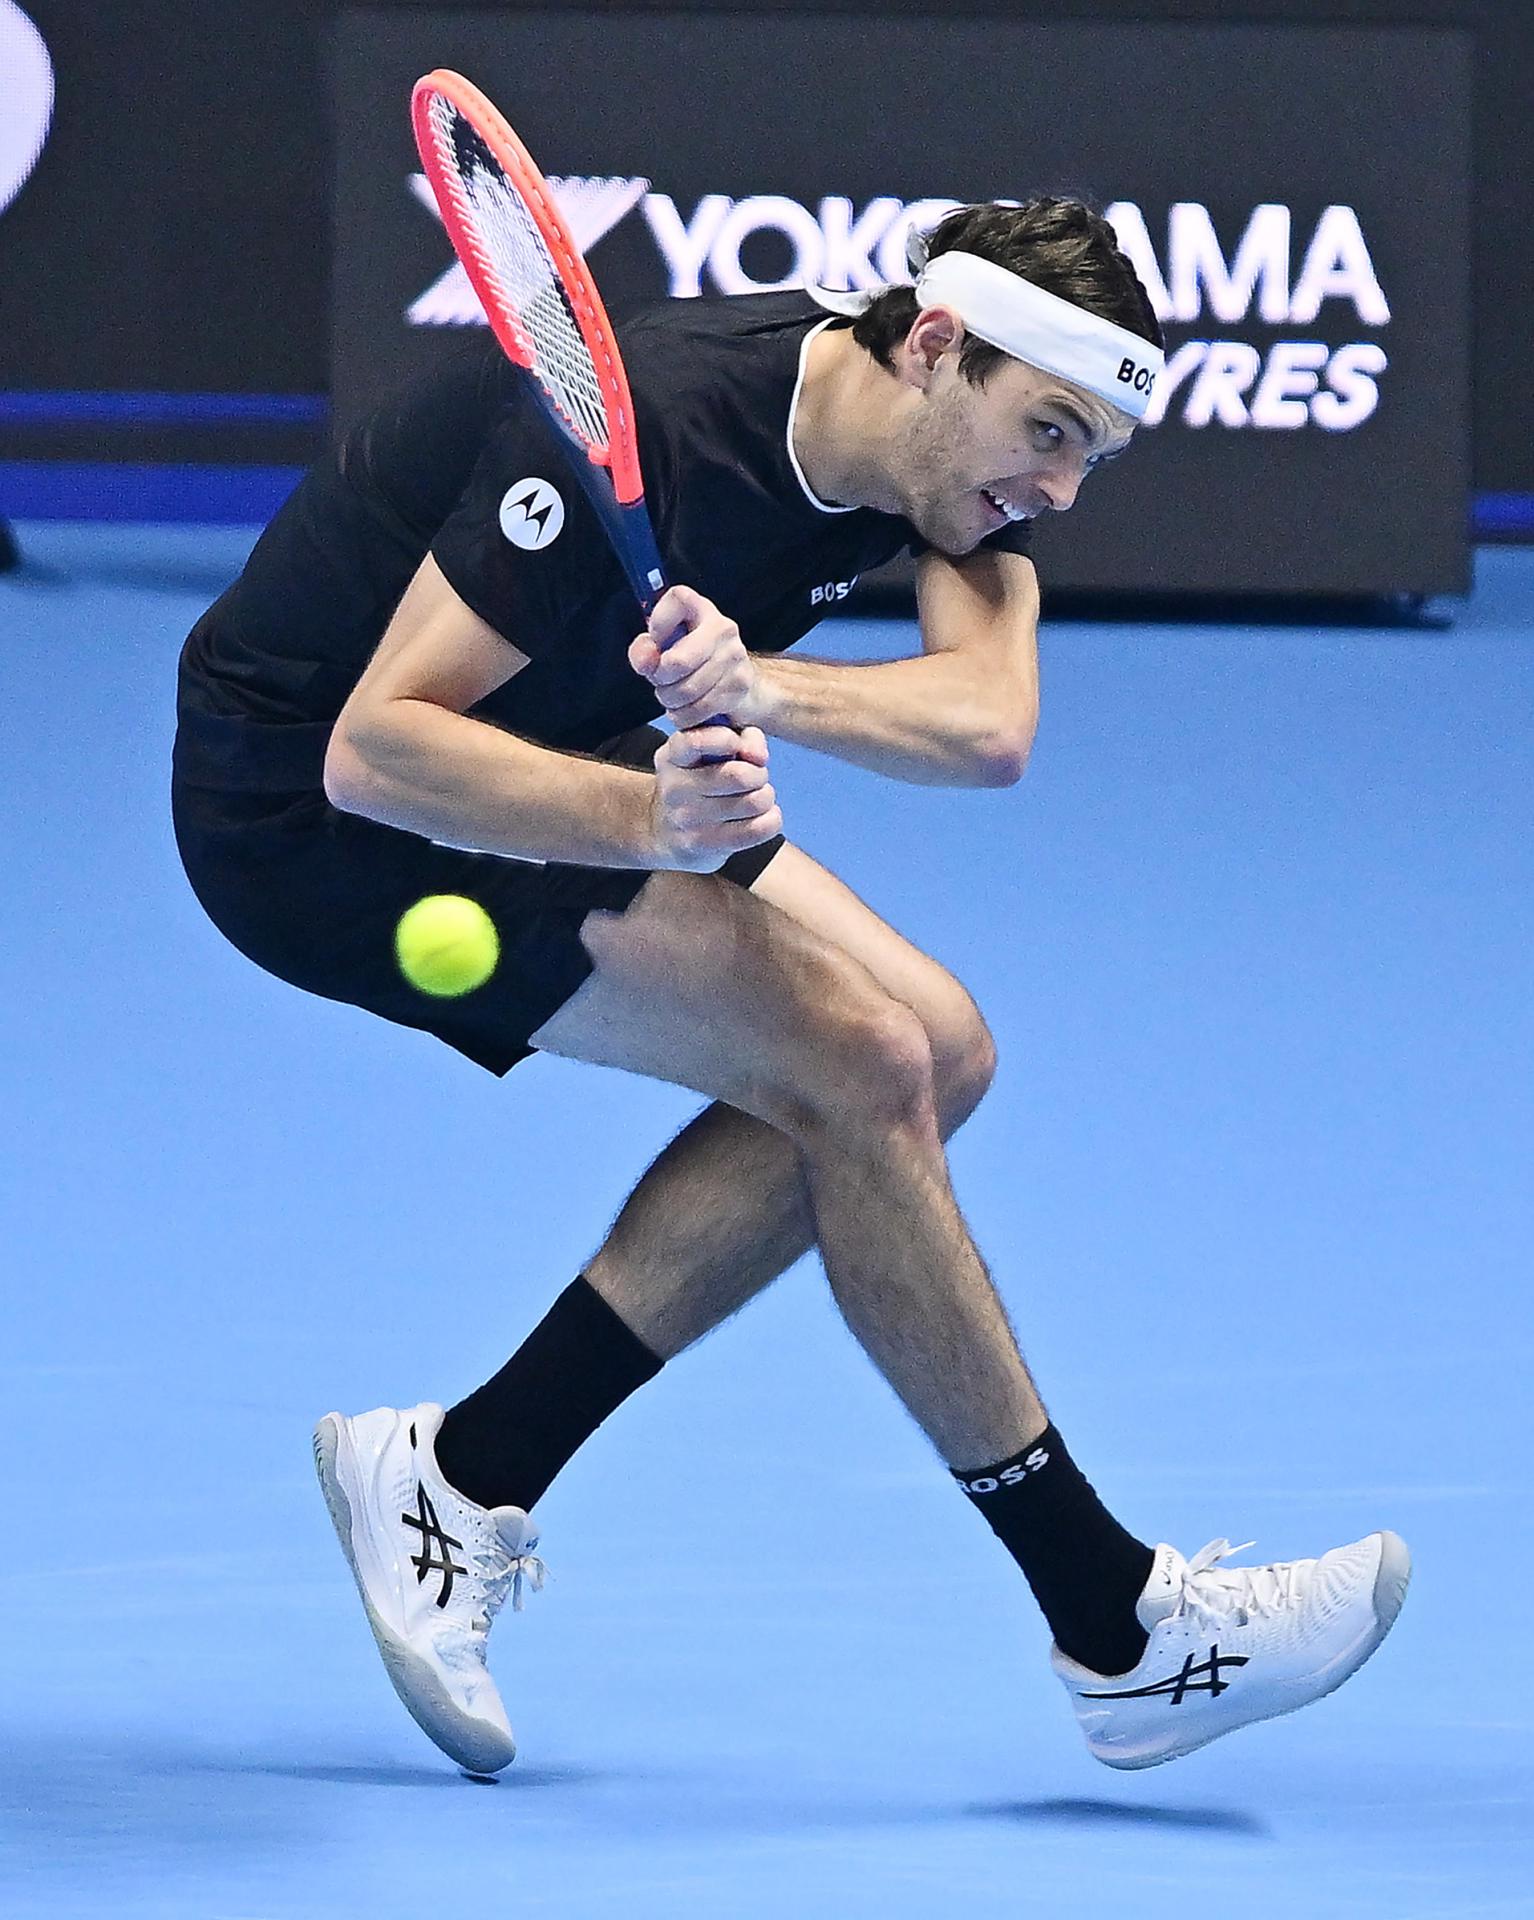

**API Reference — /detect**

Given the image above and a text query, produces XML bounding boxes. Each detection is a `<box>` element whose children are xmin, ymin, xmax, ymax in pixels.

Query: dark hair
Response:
<box><xmin>851</xmin><ymin>198</ymin><xmax>1163</xmax><ymax>386</ymax></box>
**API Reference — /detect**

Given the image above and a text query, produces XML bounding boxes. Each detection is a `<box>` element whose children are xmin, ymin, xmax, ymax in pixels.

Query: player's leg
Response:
<box><xmin>582</xmin><ymin>844</ymin><xmax>999</xmax><ymax>1357</ymax></box>
<box><xmin>433</xmin><ymin>861</ymin><xmax>1157</xmax><ymax>1685</ymax></box>
<box><xmin>443</xmin><ymin>859</ymin><xmax>1410</xmax><ymax>1774</ymax></box>
<box><xmin>231</xmin><ymin>769</ymin><xmax>1406</xmax><ymax>1771</ymax></box>
<box><xmin>437</xmin><ymin>843</ymin><xmax>1024</xmax><ymax>1543</ymax></box>
<box><xmin>320</xmin><ymin>848</ymin><xmax>1104</xmax><ymax>1773</ymax></box>
<box><xmin>526</xmin><ymin>862</ymin><xmax>1047</xmax><ymax>1466</ymax></box>
<box><xmin>433</xmin><ymin>846</ymin><xmax>1069</xmax><ymax>1655</ymax></box>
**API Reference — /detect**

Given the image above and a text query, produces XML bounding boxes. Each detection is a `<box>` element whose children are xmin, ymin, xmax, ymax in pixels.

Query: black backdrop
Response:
<box><xmin>0</xmin><ymin>0</ymin><xmax>1527</xmax><ymax>501</ymax></box>
<box><xmin>334</xmin><ymin>11</ymin><xmax>1469</xmax><ymax>595</ymax></box>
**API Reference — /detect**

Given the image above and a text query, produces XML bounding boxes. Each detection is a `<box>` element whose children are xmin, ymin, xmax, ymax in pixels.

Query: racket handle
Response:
<box><xmin>619</xmin><ymin>501</ymin><xmax>732</xmax><ymax>747</ymax></box>
<box><xmin>618</xmin><ymin>499</ymin><xmax>669</xmax><ymax>618</ymax></box>
<box><xmin>618</xmin><ymin>501</ymin><xmax>736</xmax><ymax>754</ymax></box>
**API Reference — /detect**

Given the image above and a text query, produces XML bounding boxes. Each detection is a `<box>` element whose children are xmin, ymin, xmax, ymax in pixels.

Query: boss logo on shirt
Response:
<box><xmin>499</xmin><ymin>477</ymin><xmax>566</xmax><ymax>552</ymax></box>
<box><xmin>810</xmin><ymin>576</ymin><xmax>859</xmax><ymax>607</ymax></box>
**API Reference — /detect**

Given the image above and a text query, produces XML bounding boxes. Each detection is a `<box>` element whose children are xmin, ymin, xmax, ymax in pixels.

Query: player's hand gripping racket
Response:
<box><xmin>411</xmin><ymin>69</ymin><xmax>669</xmax><ymax>616</ymax></box>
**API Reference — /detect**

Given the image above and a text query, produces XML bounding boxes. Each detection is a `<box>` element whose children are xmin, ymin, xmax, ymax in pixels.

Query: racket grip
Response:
<box><xmin>621</xmin><ymin>507</ymin><xmax>737</xmax><ymax>756</ymax></box>
<box><xmin>619</xmin><ymin>499</ymin><xmax>669</xmax><ymax>618</ymax></box>
<box><xmin>674</xmin><ymin>714</ymin><xmax>734</xmax><ymax>763</ymax></box>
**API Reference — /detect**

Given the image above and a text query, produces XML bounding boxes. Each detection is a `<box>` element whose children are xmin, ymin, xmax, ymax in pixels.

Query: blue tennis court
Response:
<box><xmin>4</xmin><ymin>521</ymin><xmax>1530</xmax><ymax>1918</ymax></box>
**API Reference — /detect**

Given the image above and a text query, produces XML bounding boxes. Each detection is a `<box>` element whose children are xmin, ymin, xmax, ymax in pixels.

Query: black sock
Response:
<box><xmin>434</xmin><ymin>1277</ymin><xmax>663</xmax><ymax>1512</ymax></box>
<box><xmin>953</xmin><ymin>1424</ymin><xmax>1155</xmax><ymax>1676</ymax></box>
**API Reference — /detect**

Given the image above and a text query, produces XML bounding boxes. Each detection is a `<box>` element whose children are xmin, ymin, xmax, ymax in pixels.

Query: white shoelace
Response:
<box><xmin>1173</xmin><ymin>1539</ymin><xmax>1303</xmax><ymax>1632</ymax></box>
<box><xmin>468</xmin><ymin>1536</ymin><xmax>548</xmax><ymax>1632</ymax></box>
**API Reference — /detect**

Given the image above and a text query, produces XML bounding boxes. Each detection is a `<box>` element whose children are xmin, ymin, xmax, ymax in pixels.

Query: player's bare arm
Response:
<box><xmin>630</xmin><ymin>549</ymin><xmax>1037</xmax><ymax>787</ymax></box>
<box><xmin>738</xmin><ymin>547</ymin><xmax>1039</xmax><ymax>785</ymax></box>
<box><xmin>326</xmin><ymin>555</ymin><xmax>780</xmax><ymax>871</ymax></box>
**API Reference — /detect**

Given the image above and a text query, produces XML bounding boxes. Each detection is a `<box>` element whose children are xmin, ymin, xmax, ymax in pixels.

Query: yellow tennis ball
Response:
<box><xmin>395</xmin><ymin>894</ymin><xmax>500</xmax><ymax>997</ymax></box>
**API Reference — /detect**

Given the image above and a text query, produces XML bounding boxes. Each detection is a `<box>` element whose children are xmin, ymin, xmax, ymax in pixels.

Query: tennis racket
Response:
<box><xmin>411</xmin><ymin>68</ymin><xmax>668</xmax><ymax>617</ymax></box>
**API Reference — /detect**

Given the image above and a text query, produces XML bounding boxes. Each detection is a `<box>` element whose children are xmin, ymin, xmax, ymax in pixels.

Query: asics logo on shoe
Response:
<box><xmin>1079</xmin><ymin>1645</ymin><xmax>1249</xmax><ymax>1705</ymax></box>
<box><xmin>957</xmin><ymin>1448</ymin><xmax>1051</xmax><ymax>1495</ymax></box>
<box><xmin>401</xmin><ymin>1484</ymin><xmax>468</xmax><ymax>1608</ymax></box>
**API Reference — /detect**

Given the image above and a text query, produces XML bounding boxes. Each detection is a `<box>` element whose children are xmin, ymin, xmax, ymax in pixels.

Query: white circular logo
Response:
<box><xmin>498</xmin><ymin>477</ymin><xmax>565</xmax><ymax>551</ymax></box>
<box><xmin>0</xmin><ymin>2</ymin><xmax>53</xmax><ymax>220</ymax></box>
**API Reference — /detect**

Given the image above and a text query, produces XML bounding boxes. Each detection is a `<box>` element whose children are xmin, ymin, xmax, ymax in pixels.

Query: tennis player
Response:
<box><xmin>173</xmin><ymin>199</ymin><xmax>1409</xmax><ymax>1776</ymax></box>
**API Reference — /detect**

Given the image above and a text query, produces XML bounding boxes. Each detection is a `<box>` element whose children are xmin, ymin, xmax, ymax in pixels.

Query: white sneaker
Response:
<box><xmin>312</xmin><ymin>1402</ymin><xmax>546</xmax><ymax>1775</ymax></box>
<box><xmin>1051</xmin><ymin>1531</ymin><xmax>1411</xmax><ymax>1769</ymax></box>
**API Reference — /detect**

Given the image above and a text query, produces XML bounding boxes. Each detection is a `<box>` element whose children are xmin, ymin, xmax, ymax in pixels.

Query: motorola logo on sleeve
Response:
<box><xmin>0</xmin><ymin>1</ymin><xmax>53</xmax><ymax>219</ymax></box>
<box><xmin>409</xmin><ymin>180</ymin><xmax>1392</xmax><ymax>436</ymax></box>
<box><xmin>499</xmin><ymin>478</ymin><xmax>565</xmax><ymax>551</ymax></box>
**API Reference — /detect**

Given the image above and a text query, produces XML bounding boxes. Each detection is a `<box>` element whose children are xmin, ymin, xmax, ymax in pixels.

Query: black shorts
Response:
<box><xmin>171</xmin><ymin>723</ymin><xmax>784</xmax><ymax>1075</ymax></box>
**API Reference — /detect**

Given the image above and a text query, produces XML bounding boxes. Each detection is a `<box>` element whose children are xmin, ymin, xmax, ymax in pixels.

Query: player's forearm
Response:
<box><xmin>752</xmin><ymin>651</ymin><xmax>1034</xmax><ymax>787</ymax></box>
<box><xmin>325</xmin><ymin>700</ymin><xmax>658</xmax><ymax>868</ymax></box>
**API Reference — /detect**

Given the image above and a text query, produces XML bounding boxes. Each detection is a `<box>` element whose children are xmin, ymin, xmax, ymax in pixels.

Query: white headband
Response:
<box><xmin>810</xmin><ymin>246</ymin><xmax>1164</xmax><ymax>422</ymax></box>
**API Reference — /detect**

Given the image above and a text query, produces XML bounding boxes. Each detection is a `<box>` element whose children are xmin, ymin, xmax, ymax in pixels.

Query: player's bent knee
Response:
<box><xmin>902</xmin><ymin>965</ymin><xmax>997</xmax><ymax>1131</ymax></box>
<box><xmin>773</xmin><ymin>989</ymin><xmax>938</xmax><ymax>1140</ymax></box>
<box><xmin>934</xmin><ymin>997</ymin><xmax>997</xmax><ymax>1127</ymax></box>
<box><xmin>936</xmin><ymin>1032</ymin><xmax>996</xmax><ymax>1131</ymax></box>
<box><xmin>572</xmin><ymin>874</ymin><xmax>939</xmax><ymax>1137</ymax></box>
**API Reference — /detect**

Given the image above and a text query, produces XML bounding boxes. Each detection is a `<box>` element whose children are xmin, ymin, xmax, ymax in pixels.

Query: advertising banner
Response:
<box><xmin>334</xmin><ymin>10</ymin><xmax>1471</xmax><ymax>598</ymax></box>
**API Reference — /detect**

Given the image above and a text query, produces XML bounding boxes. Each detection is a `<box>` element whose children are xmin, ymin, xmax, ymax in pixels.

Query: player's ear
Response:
<box><xmin>904</xmin><ymin>306</ymin><xmax>965</xmax><ymax>386</ymax></box>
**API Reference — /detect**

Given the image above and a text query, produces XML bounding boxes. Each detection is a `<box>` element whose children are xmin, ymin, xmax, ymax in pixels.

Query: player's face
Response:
<box><xmin>890</xmin><ymin>321</ymin><xmax>1138</xmax><ymax>555</ymax></box>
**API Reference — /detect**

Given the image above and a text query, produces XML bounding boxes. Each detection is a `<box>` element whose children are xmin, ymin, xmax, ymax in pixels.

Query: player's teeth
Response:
<box><xmin>984</xmin><ymin>489</ymin><xmax>1021</xmax><ymax>520</ymax></box>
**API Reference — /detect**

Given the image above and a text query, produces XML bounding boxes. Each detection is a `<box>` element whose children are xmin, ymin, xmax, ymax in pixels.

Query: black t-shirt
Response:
<box><xmin>175</xmin><ymin>293</ymin><xmax>1031</xmax><ymax>790</ymax></box>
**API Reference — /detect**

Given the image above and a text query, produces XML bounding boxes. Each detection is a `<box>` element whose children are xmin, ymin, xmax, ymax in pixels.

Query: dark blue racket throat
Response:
<box><xmin>547</xmin><ymin>412</ymin><xmax>666</xmax><ymax>616</ymax></box>
<box><xmin>553</xmin><ymin>418</ymin><xmax>729</xmax><ymax>744</ymax></box>
<box><xmin>618</xmin><ymin>499</ymin><xmax>668</xmax><ymax>617</ymax></box>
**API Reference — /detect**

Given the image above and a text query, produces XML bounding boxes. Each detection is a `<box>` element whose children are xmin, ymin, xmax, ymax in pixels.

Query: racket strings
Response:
<box><xmin>427</xmin><ymin>95</ymin><xmax>610</xmax><ymax>454</ymax></box>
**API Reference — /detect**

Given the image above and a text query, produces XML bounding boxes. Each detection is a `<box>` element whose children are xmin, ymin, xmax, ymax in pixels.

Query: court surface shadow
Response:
<box><xmin>169</xmin><ymin>1758</ymin><xmax>609</xmax><ymax>1791</ymax></box>
<box><xmin>972</xmin><ymin>1796</ymin><xmax>1268</xmax><ymax>1838</ymax></box>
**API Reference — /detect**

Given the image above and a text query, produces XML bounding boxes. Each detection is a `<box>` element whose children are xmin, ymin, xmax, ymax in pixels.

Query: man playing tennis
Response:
<box><xmin>173</xmin><ymin>197</ymin><xmax>1409</xmax><ymax>1777</ymax></box>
